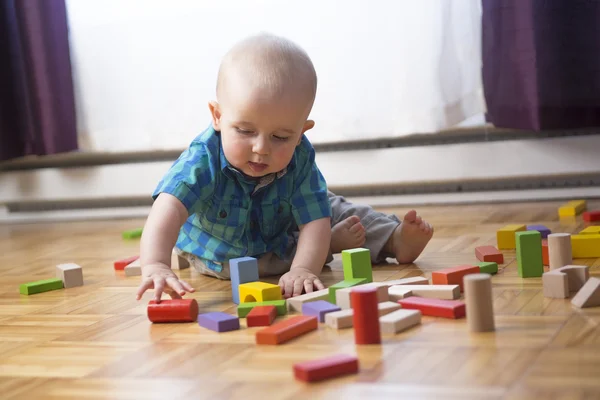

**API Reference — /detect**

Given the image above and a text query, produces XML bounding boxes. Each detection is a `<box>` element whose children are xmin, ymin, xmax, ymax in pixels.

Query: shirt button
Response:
<box><xmin>219</xmin><ymin>210</ymin><xmax>227</xmax><ymax>218</ymax></box>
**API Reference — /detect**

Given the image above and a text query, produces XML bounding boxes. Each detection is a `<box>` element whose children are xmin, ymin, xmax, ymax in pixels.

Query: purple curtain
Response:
<box><xmin>0</xmin><ymin>0</ymin><xmax>77</xmax><ymax>162</ymax></box>
<box><xmin>482</xmin><ymin>0</ymin><xmax>600</xmax><ymax>130</ymax></box>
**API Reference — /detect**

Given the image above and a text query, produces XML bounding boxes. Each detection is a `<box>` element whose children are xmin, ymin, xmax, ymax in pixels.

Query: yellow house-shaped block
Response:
<box><xmin>239</xmin><ymin>282</ymin><xmax>282</xmax><ymax>303</ymax></box>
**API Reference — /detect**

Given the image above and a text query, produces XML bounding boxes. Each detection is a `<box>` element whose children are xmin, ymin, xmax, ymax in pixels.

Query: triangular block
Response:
<box><xmin>571</xmin><ymin>277</ymin><xmax>600</xmax><ymax>308</ymax></box>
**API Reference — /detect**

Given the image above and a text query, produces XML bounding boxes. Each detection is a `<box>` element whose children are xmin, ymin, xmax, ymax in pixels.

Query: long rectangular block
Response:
<box><xmin>379</xmin><ymin>309</ymin><xmax>422</xmax><ymax>334</ymax></box>
<box><xmin>19</xmin><ymin>278</ymin><xmax>64</xmax><ymax>295</ymax></box>
<box><xmin>571</xmin><ymin>235</ymin><xmax>600</xmax><ymax>258</ymax></box>
<box><xmin>559</xmin><ymin>200</ymin><xmax>586</xmax><ymax>217</ymax></box>
<box><xmin>198</xmin><ymin>312</ymin><xmax>240</xmax><ymax>332</ymax></box>
<box><xmin>478</xmin><ymin>262</ymin><xmax>498</xmax><ymax>275</ymax></box>
<box><xmin>324</xmin><ymin>301</ymin><xmax>401</xmax><ymax>329</ymax></box>
<box><xmin>56</xmin><ymin>263</ymin><xmax>84</xmax><ymax>288</ymax></box>
<box><xmin>390</xmin><ymin>284</ymin><xmax>460</xmax><ymax>300</ymax></box>
<box><xmin>328</xmin><ymin>278</ymin><xmax>367</xmax><ymax>304</ymax></box>
<box><xmin>571</xmin><ymin>277</ymin><xmax>600</xmax><ymax>308</ymax></box>
<box><xmin>341</xmin><ymin>248</ymin><xmax>373</xmax><ymax>283</ymax></box>
<box><xmin>383</xmin><ymin>277</ymin><xmax>429</xmax><ymax>286</ymax></box>
<box><xmin>124</xmin><ymin>259</ymin><xmax>142</xmax><ymax>277</ymax></box>
<box><xmin>496</xmin><ymin>224</ymin><xmax>526</xmax><ymax>249</ymax></box>
<box><xmin>526</xmin><ymin>224</ymin><xmax>551</xmax><ymax>239</ymax></box>
<box><xmin>293</xmin><ymin>354</ymin><xmax>359</xmax><ymax>382</ymax></box>
<box><xmin>287</xmin><ymin>289</ymin><xmax>330</xmax><ymax>312</ymax></box>
<box><xmin>114</xmin><ymin>255</ymin><xmax>139</xmax><ymax>270</ymax></box>
<box><xmin>237</xmin><ymin>300</ymin><xmax>287</xmax><ymax>317</ymax></box>
<box><xmin>583</xmin><ymin>210</ymin><xmax>600</xmax><ymax>222</ymax></box>
<box><xmin>246</xmin><ymin>305</ymin><xmax>277</xmax><ymax>327</ymax></box>
<box><xmin>229</xmin><ymin>257</ymin><xmax>259</xmax><ymax>304</ymax></box>
<box><xmin>431</xmin><ymin>265</ymin><xmax>480</xmax><ymax>292</ymax></box>
<box><xmin>256</xmin><ymin>315</ymin><xmax>318</xmax><ymax>345</ymax></box>
<box><xmin>475</xmin><ymin>246</ymin><xmax>504</xmax><ymax>264</ymax></box>
<box><xmin>335</xmin><ymin>283</ymin><xmax>388</xmax><ymax>309</ymax></box>
<box><xmin>516</xmin><ymin>231</ymin><xmax>543</xmax><ymax>278</ymax></box>
<box><xmin>122</xmin><ymin>227</ymin><xmax>143</xmax><ymax>239</ymax></box>
<box><xmin>580</xmin><ymin>226</ymin><xmax>600</xmax><ymax>235</ymax></box>
<box><xmin>302</xmin><ymin>300</ymin><xmax>341</xmax><ymax>322</ymax></box>
<box><xmin>398</xmin><ymin>297</ymin><xmax>466</xmax><ymax>319</ymax></box>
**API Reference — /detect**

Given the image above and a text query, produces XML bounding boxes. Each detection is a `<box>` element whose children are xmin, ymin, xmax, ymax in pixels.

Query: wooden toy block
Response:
<box><xmin>516</xmin><ymin>231</ymin><xmax>543</xmax><ymax>278</ymax></box>
<box><xmin>302</xmin><ymin>300</ymin><xmax>341</xmax><ymax>322</ymax></box>
<box><xmin>122</xmin><ymin>227</ymin><xmax>143</xmax><ymax>239</ymax></box>
<box><xmin>542</xmin><ymin>239</ymin><xmax>549</xmax><ymax>266</ymax></box>
<box><xmin>256</xmin><ymin>315</ymin><xmax>318</xmax><ymax>345</ymax></box>
<box><xmin>335</xmin><ymin>282</ymin><xmax>388</xmax><ymax>309</ymax></box>
<box><xmin>351</xmin><ymin>286</ymin><xmax>381</xmax><ymax>344</ymax></box>
<box><xmin>496</xmin><ymin>224</ymin><xmax>526</xmax><ymax>249</ymax></box>
<box><xmin>526</xmin><ymin>224</ymin><xmax>551</xmax><ymax>239</ymax></box>
<box><xmin>387</xmin><ymin>286</ymin><xmax>413</xmax><ymax>301</ymax></box>
<box><xmin>559</xmin><ymin>199</ymin><xmax>586</xmax><ymax>217</ymax></box>
<box><xmin>328</xmin><ymin>278</ymin><xmax>367</xmax><ymax>304</ymax></box>
<box><xmin>229</xmin><ymin>256</ymin><xmax>259</xmax><ymax>304</ymax></box>
<box><xmin>478</xmin><ymin>262</ymin><xmax>498</xmax><ymax>275</ymax></box>
<box><xmin>464</xmin><ymin>273</ymin><xmax>495</xmax><ymax>332</ymax></box>
<box><xmin>147</xmin><ymin>299</ymin><xmax>198</xmax><ymax>323</ymax></box>
<box><xmin>542</xmin><ymin>265</ymin><xmax>590</xmax><ymax>299</ymax></box>
<box><xmin>239</xmin><ymin>281</ymin><xmax>282</xmax><ymax>303</ymax></box>
<box><xmin>382</xmin><ymin>277</ymin><xmax>429</xmax><ymax>286</ymax></box>
<box><xmin>171</xmin><ymin>249</ymin><xmax>190</xmax><ymax>270</ymax></box>
<box><xmin>124</xmin><ymin>259</ymin><xmax>142</xmax><ymax>277</ymax></box>
<box><xmin>114</xmin><ymin>255</ymin><xmax>139</xmax><ymax>270</ymax></box>
<box><xmin>390</xmin><ymin>284</ymin><xmax>460</xmax><ymax>300</ymax></box>
<box><xmin>237</xmin><ymin>300</ymin><xmax>287</xmax><ymax>317</ymax></box>
<box><xmin>324</xmin><ymin>302</ymin><xmax>401</xmax><ymax>330</ymax></box>
<box><xmin>398</xmin><ymin>297</ymin><xmax>466</xmax><ymax>319</ymax></box>
<box><xmin>475</xmin><ymin>245</ymin><xmax>504</xmax><ymax>264</ymax></box>
<box><xmin>431</xmin><ymin>265</ymin><xmax>480</xmax><ymax>292</ymax></box>
<box><xmin>571</xmin><ymin>234</ymin><xmax>600</xmax><ymax>258</ymax></box>
<box><xmin>56</xmin><ymin>263</ymin><xmax>83</xmax><ymax>288</ymax></box>
<box><xmin>342</xmin><ymin>248</ymin><xmax>373</xmax><ymax>283</ymax></box>
<box><xmin>571</xmin><ymin>277</ymin><xmax>600</xmax><ymax>308</ymax></box>
<box><xmin>548</xmin><ymin>233</ymin><xmax>572</xmax><ymax>270</ymax></box>
<box><xmin>287</xmin><ymin>289</ymin><xmax>329</xmax><ymax>312</ymax></box>
<box><xmin>378</xmin><ymin>301</ymin><xmax>402</xmax><ymax>316</ymax></box>
<box><xmin>198</xmin><ymin>312</ymin><xmax>240</xmax><ymax>332</ymax></box>
<box><xmin>379</xmin><ymin>309</ymin><xmax>422</xmax><ymax>334</ymax></box>
<box><xmin>19</xmin><ymin>278</ymin><xmax>64</xmax><ymax>295</ymax></box>
<box><xmin>246</xmin><ymin>305</ymin><xmax>277</xmax><ymax>327</ymax></box>
<box><xmin>580</xmin><ymin>226</ymin><xmax>600</xmax><ymax>235</ymax></box>
<box><xmin>582</xmin><ymin>210</ymin><xmax>600</xmax><ymax>222</ymax></box>
<box><xmin>293</xmin><ymin>354</ymin><xmax>359</xmax><ymax>382</ymax></box>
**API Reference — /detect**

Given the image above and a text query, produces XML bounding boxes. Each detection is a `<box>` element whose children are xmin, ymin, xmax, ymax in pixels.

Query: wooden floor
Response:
<box><xmin>1</xmin><ymin>199</ymin><xmax>599</xmax><ymax>400</ymax></box>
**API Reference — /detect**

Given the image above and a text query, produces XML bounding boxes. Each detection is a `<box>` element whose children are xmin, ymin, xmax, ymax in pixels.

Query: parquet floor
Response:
<box><xmin>1</xmin><ymin>199</ymin><xmax>599</xmax><ymax>400</ymax></box>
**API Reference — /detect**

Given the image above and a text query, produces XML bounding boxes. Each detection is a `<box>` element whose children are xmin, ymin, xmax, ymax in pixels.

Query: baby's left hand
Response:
<box><xmin>278</xmin><ymin>267</ymin><xmax>325</xmax><ymax>299</ymax></box>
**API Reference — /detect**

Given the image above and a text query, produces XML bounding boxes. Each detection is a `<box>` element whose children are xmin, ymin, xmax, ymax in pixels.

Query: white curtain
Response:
<box><xmin>66</xmin><ymin>0</ymin><xmax>484</xmax><ymax>152</ymax></box>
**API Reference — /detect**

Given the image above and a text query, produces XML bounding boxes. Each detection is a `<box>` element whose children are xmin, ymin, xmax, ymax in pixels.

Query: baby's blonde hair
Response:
<box><xmin>216</xmin><ymin>33</ymin><xmax>317</xmax><ymax>108</ymax></box>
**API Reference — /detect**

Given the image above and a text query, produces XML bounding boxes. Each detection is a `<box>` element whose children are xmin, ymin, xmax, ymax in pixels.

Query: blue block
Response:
<box><xmin>230</xmin><ymin>257</ymin><xmax>259</xmax><ymax>304</ymax></box>
<box><xmin>527</xmin><ymin>224</ymin><xmax>551</xmax><ymax>239</ymax></box>
<box><xmin>197</xmin><ymin>312</ymin><xmax>240</xmax><ymax>332</ymax></box>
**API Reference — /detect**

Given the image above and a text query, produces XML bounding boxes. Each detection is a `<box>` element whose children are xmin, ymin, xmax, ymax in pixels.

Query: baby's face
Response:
<box><xmin>213</xmin><ymin>85</ymin><xmax>313</xmax><ymax>178</ymax></box>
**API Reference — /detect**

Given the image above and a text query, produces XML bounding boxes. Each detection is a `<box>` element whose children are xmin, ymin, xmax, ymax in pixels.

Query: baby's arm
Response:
<box><xmin>279</xmin><ymin>216</ymin><xmax>331</xmax><ymax>298</ymax></box>
<box><xmin>136</xmin><ymin>193</ymin><xmax>195</xmax><ymax>302</ymax></box>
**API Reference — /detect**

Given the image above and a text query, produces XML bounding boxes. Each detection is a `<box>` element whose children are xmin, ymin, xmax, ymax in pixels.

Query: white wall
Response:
<box><xmin>66</xmin><ymin>0</ymin><xmax>484</xmax><ymax>152</ymax></box>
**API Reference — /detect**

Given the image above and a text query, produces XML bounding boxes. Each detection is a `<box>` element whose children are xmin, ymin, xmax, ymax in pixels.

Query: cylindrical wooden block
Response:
<box><xmin>464</xmin><ymin>273</ymin><xmax>495</xmax><ymax>332</ymax></box>
<box><xmin>351</xmin><ymin>287</ymin><xmax>381</xmax><ymax>344</ymax></box>
<box><xmin>147</xmin><ymin>298</ymin><xmax>199</xmax><ymax>323</ymax></box>
<box><xmin>548</xmin><ymin>233</ymin><xmax>572</xmax><ymax>270</ymax></box>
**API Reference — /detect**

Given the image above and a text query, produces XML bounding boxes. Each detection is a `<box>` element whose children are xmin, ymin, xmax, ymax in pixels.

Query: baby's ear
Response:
<box><xmin>208</xmin><ymin>101</ymin><xmax>222</xmax><ymax>131</ymax></box>
<box><xmin>302</xmin><ymin>120</ymin><xmax>315</xmax><ymax>134</ymax></box>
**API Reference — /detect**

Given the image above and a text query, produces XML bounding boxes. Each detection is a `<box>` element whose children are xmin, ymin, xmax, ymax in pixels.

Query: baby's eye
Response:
<box><xmin>273</xmin><ymin>135</ymin><xmax>290</xmax><ymax>141</ymax></box>
<box><xmin>236</xmin><ymin>127</ymin><xmax>254</xmax><ymax>134</ymax></box>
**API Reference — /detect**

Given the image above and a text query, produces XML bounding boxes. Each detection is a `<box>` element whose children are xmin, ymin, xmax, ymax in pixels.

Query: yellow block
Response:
<box><xmin>559</xmin><ymin>200</ymin><xmax>587</xmax><ymax>217</ymax></box>
<box><xmin>496</xmin><ymin>224</ymin><xmax>526</xmax><ymax>249</ymax></box>
<box><xmin>571</xmin><ymin>234</ymin><xmax>600</xmax><ymax>258</ymax></box>
<box><xmin>239</xmin><ymin>281</ymin><xmax>282</xmax><ymax>303</ymax></box>
<box><xmin>580</xmin><ymin>226</ymin><xmax>600</xmax><ymax>235</ymax></box>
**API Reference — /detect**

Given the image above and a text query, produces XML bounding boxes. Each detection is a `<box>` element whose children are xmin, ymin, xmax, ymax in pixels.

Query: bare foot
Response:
<box><xmin>330</xmin><ymin>216</ymin><xmax>366</xmax><ymax>254</ymax></box>
<box><xmin>385</xmin><ymin>210</ymin><xmax>433</xmax><ymax>264</ymax></box>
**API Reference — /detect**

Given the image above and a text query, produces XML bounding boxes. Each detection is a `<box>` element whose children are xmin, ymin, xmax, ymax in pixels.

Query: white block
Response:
<box><xmin>56</xmin><ymin>263</ymin><xmax>83</xmax><ymax>288</ymax></box>
<box><xmin>380</xmin><ymin>309</ymin><xmax>422</xmax><ymax>334</ymax></box>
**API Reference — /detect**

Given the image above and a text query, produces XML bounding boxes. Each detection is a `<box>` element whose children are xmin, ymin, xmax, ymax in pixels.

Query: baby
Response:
<box><xmin>136</xmin><ymin>33</ymin><xmax>433</xmax><ymax>302</ymax></box>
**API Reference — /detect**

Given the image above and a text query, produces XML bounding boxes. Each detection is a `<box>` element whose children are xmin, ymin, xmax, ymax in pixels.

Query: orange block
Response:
<box><xmin>246</xmin><ymin>305</ymin><xmax>277</xmax><ymax>327</ymax></box>
<box><xmin>114</xmin><ymin>255</ymin><xmax>139</xmax><ymax>270</ymax></box>
<box><xmin>431</xmin><ymin>265</ymin><xmax>480</xmax><ymax>292</ymax></box>
<box><xmin>256</xmin><ymin>315</ymin><xmax>318</xmax><ymax>345</ymax></box>
<box><xmin>542</xmin><ymin>239</ymin><xmax>549</xmax><ymax>266</ymax></box>
<box><xmin>475</xmin><ymin>246</ymin><xmax>504</xmax><ymax>264</ymax></box>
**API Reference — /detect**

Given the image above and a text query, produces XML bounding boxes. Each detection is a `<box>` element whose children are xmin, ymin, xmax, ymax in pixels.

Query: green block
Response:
<box><xmin>478</xmin><ymin>262</ymin><xmax>498</xmax><ymax>275</ymax></box>
<box><xmin>237</xmin><ymin>299</ymin><xmax>287</xmax><ymax>318</ymax></box>
<box><xmin>342</xmin><ymin>248</ymin><xmax>373</xmax><ymax>283</ymax></box>
<box><xmin>328</xmin><ymin>278</ymin><xmax>367</xmax><ymax>303</ymax></box>
<box><xmin>19</xmin><ymin>278</ymin><xmax>64</xmax><ymax>295</ymax></box>
<box><xmin>122</xmin><ymin>228</ymin><xmax>143</xmax><ymax>239</ymax></box>
<box><xmin>515</xmin><ymin>231</ymin><xmax>543</xmax><ymax>278</ymax></box>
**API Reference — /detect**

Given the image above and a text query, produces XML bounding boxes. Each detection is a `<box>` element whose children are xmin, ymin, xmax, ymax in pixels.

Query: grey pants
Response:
<box><xmin>180</xmin><ymin>191</ymin><xmax>401</xmax><ymax>279</ymax></box>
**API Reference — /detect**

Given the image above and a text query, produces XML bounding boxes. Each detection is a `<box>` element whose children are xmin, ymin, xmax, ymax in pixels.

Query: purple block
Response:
<box><xmin>198</xmin><ymin>312</ymin><xmax>240</xmax><ymax>332</ymax></box>
<box><xmin>527</xmin><ymin>224</ymin><xmax>551</xmax><ymax>239</ymax></box>
<box><xmin>302</xmin><ymin>300</ymin><xmax>341</xmax><ymax>322</ymax></box>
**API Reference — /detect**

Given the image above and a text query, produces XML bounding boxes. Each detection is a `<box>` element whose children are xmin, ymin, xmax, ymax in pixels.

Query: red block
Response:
<box><xmin>475</xmin><ymin>246</ymin><xmax>504</xmax><ymax>264</ymax></box>
<box><xmin>398</xmin><ymin>297</ymin><xmax>465</xmax><ymax>319</ymax></box>
<box><xmin>351</xmin><ymin>286</ymin><xmax>381</xmax><ymax>345</ymax></box>
<box><xmin>114</xmin><ymin>255</ymin><xmax>140</xmax><ymax>270</ymax></box>
<box><xmin>583</xmin><ymin>210</ymin><xmax>600</xmax><ymax>222</ymax></box>
<box><xmin>542</xmin><ymin>239</ymin><xmax>549</xmax><ymax>266</ymax></box>
<box><xmin>256</xmin><ymin>315</ymin><xmax>318</xmax><ymax>345</ymax></box>
<box><xmin>293</xmin><ymin>354</ymin><xmax>359</xmax><ymax>382</ymax></box>
<box><xmin>246</xmin><ymin>305</ymin><xmax>276</xmax><ymax>327</ymax></box>
<box><xmin>431</xmin><ymin>265</ymin><xmax>480</xmax><ymax>292</ymax></box>
<box><xmin>147</xmin><ymin>298</ymin><xmax>199</xmax><ymax>323</ymax></box>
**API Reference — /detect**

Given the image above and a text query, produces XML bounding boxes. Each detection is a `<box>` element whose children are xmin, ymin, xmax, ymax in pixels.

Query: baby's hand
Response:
<box><xmin>278</xmin><ymin>267</ymin><xmax>325</xmax><ymax>299</ymax></box>
<box><xmin>136</xmin><ymin>262</ymin><xmax>195</xmax><ymax>302</ymax></box>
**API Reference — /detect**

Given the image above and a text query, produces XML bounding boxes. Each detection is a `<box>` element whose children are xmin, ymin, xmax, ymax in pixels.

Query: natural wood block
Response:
<box><xmin>571</xmin><ymin>234</ymin><xmax>600</xmax><ymax>258</ymax></box>
<box><xmin>496</xmin><ymin>224</ymin><xmax>526</xmax><ymax>249</ymax></box>
<box><xmin>56</xmin><ymin>263</ymin><xmax>84</xmax><ymax>288</ymax></box>
<box><xmin>378</xmin><ymin>301</ymin><xmax>402</xmax><ymax>316</ymax></box>
<box><xmin>387</xmin><ymin>287</ymin><xmax>413</xmax><ymax>301</ymax></box>
<box><xmin>558</xmin><ymin>199</ymin><xmax>586</xmax><ymax>217</ymax></box>
<box><xmin>351</xmin><ymin>286</ymin><xmax>381</xmax><ymax>344</ymax></box>
<box><xmin>431</xmin><ymin>265</ymin><xmax>480</xmax><ymax>292</ymax></box>
<box><xmin>464</xmin><ymin>273</ymin><xmax>495</xmax><ymax>332</ymax></box>
<box><xmin>579</xmin><ymin>226</ymin><xmax>600</xmax><ymax>235</ymax></box>
<box><xmin>237</xmin><ymin>300</ymin><xmax>287</xmax><ymax>318</ymax></box>
<box><xmin>324</xmin><ymin>302</ymin><xmax>401</xmax><ymax>330</ymax></box>
<box><xmin>19</xmin><ymin>278</ymin><xmax>64</xmax><ymax>295</ymax></box>
<box><xmin>516</xmin><ymin>231</ymin><xmax>543</xmax><ymax>278</ymax></box>
<box><xmin>382</xmin><ymin>277</ymin><xmax>429</xmax><ymax>286</ymax></box>
<box><xmin>571</xmin><ymin>277</ymin><xmax>600</xmax><ymax>308</ymax></box>
<box><xmin>582</xmin><ymin>210</ymin><xmax>600</xmax><ymax>222</ymax></box>
<box><xmin>255</xmin><ymin>315</ymin><xmax>318</xmax><ymax>345</ymax></box>
<box><xmin>390</xmin><ymin>284</ymin><xmax>460</xmax><ymax>300</ymax></box>
<box><xmin>114</xmin><ymin>255</ymin><xmax>139</xmax><ymax>270</ymax></box>
<box><xmin>239</xmin><ymin>282</ymin><xmax>282</xmax><ymax>303</ymax></box>
<box><xmin>475</xmin><ymin>245</ymin><xmax>504</xmax><ymax>264</ymax></box>
<box><xmin>543</xmin><ymin>265</ymin><xmax>590</xmax><ymax>299</ymax></box>
<box><xmin>246</xmin><ymin>305</ymin><xmax>277</xmax><ymax>327</ymax></box>
<box><xmin>171</xmin><ymin>249</ymin><xmax>190</xmax><ymax>270</ymax></box>
<box><xmin>548</xmin><ymin>233</ymin><xmax>572</xmax><ymax>270</ymax></box>
<box><xmin>287</xmin><ymin>289</ymin><xmax>329</xmax><ymax>312</ymax></box>
<box><xmin>328</xmin><ymin>278</ymin><xmax>367</xmax><ymax>304</ymax></box>
<box><xmin>341</xmin><ymin>248</ymin><xmax>373</xmax><ymax>283</ymax></box>
<box><xmin>398</xmin><ymin>297</ymin><xmax>466</xmax><ymax>319</ymax></box>
<box><xmin>293</xmin><ymin>354</ymin><xmax>359</xmax><ymax>382</ymax></box>
<box><xmin>147</xmin><ymin>299</ymin><xmax>199</xmax><ymax>323</ymax></box>
<box><xmin>124</xmin><ymin>259</ymin><xmax>141</xmax><ymax>277</ymax></box>
<box><xmin>335</xmin><ymin>282</ymin><xmax>388</xmax><ymax>309</ymax></box>
<box><xmin>379</xmin><ymin>309</ymin><xmax>422</xmax><ymax>334</ymax></box>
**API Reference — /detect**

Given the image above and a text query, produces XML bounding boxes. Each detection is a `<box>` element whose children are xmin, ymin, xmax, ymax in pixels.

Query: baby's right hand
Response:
<box><xmin>135</xmin><ymin>262</ymin><xmax>195</xmax><ymax>302</ymax></box>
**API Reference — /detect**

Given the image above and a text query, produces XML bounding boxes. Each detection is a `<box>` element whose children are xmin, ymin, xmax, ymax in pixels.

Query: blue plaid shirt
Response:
<box><xmin>152</xmin><ymin>126</ymin><xmax>331</xmax><ymax>268</ymax></box>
